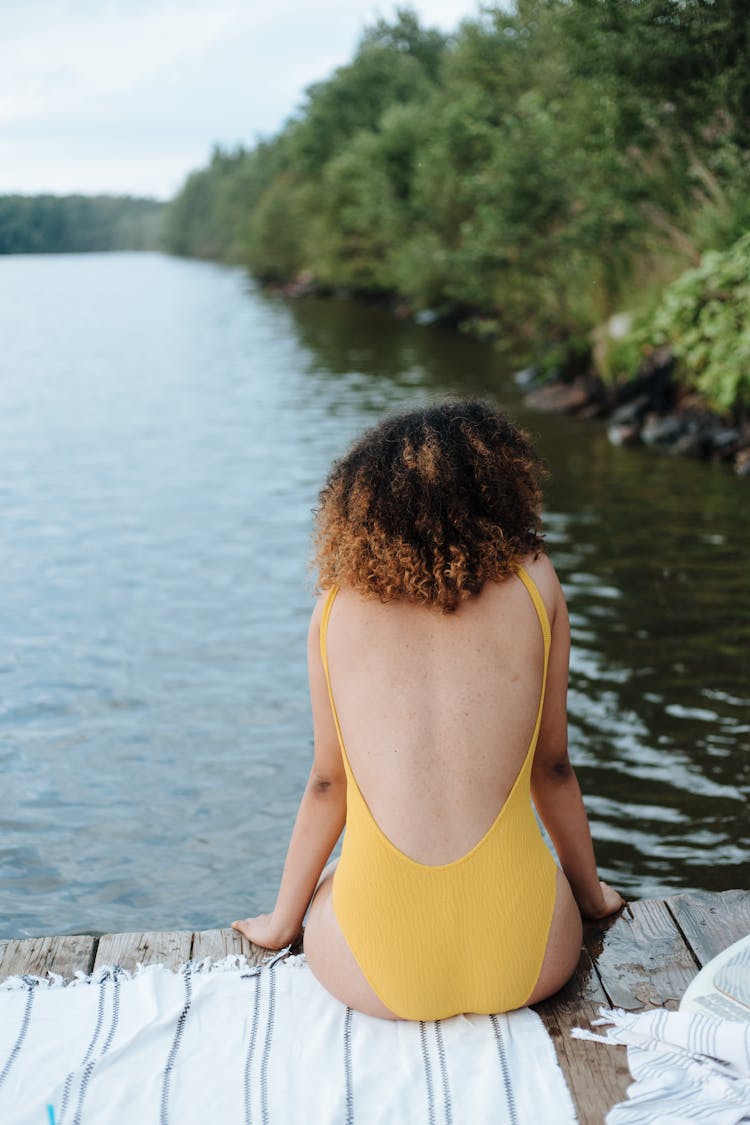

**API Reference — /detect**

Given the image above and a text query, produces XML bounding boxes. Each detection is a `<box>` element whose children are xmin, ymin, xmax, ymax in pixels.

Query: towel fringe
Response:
<box><xmin>0</xmin><ymin>945</ymin><xmax>292</xmax><ymax>992</ymax></box>
<box><xmin>570</xmin><ymin>1008</ymin><xmax>636</xmax><ymax>1043</ymax></box>
<box><xmin>570</xmin><ymin>1027</ymin><xmax>613</xmax><ymax>1044</ymax></box>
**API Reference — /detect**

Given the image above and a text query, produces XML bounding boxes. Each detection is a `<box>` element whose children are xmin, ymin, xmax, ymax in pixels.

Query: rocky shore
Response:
<box><xmin>517</xmin><ymin>347</ymin><xmax>750</xmax><ymax>478</ymax></box>
<box><xmin>271</xmin><ymin>274</ymin><xmax>749</xmax><ymax>477</ymax></box>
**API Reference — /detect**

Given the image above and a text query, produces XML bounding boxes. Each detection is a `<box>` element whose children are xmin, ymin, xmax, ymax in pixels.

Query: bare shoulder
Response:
<box><xmin>310</xmin><ymin>589</ymin><xmax>329</xmax><ymax>624</ymax></box>
<box><xmin>307</xmin><ymin>589</ymin><xmax>331</xmax><ymax>645</ymax></box>
<box><xmin>519</xmin><ymin>552</ymin><xmax>566</xmax><ymax>624</ymax></box>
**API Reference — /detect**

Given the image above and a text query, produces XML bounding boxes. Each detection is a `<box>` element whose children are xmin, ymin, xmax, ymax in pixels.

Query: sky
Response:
<box><xmin>1</xmin><ymin>0</ymin><xmax>485</xmax><ymax>201</ymax></box>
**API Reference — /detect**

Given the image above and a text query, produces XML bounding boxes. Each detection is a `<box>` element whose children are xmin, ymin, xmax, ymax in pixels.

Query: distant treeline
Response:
<box><xmin>0</xmin><ymin>194</ymin><xmax>165</xmax><ymax>254</ymax></box>
<box><xmin>163</xmin><ymin>0</ymin><xmax>750</xmax><ymax>411</ymax></box>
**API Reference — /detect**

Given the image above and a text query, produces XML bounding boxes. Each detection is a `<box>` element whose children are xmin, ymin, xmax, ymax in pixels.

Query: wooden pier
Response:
<box><xmin>1</xmin><ymin>888</ymin><xmax>748</xmax><ymax>1124</ymax></box>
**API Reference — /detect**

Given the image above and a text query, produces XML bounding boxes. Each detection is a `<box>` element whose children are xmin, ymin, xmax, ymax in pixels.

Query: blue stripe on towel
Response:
<box><xmin>260</xmin><ymin>961</ymin><xmax>278</xmax><ymax>1125</ymax></box>
<box><xmin>490</xmin><ymin>1014</ymin><xmax>519</xmax><ymax>1125</ymax></box>
<box><xmin>0</xmin><ymin>978</ymin><xmax>37</xmax><ymax>1090</ymax></box>
<box><xmin>434</xmin><ymin>1021</ymin><xmax>452</xmax><ymax>1125</ymax></box>
<box><xmin>58</xmin><ymin>971</ymin><xmax>108</xmax><ymax>1123</ymax></box>
<box><xmin>243</xmin><ymin>953</ymin><xmax>287</xmax><ymax>1125</ymax></box>
<box><xmin>344</xmin><ymin>1007</ymin><xmax>354</xmax><ymax>1125</ymax></box>
<box><xmin>72</xmin><ymin>966</ymin><xmax>123</xmax><ymax>1125</ymax></box>
<box><xmin>243</xmin><ymin>963</ymin><xmax>263</xmax><ymax>1125</ymax></box>
<box><xmin>160</xmin><ymin>964</ymin><xmax>193</xmax><ymax>1125</ymax></box>
<box><xmin>419</xmin><ymin>1020</ymin><xmax>436</xmax><ymax>1125</ymax></box>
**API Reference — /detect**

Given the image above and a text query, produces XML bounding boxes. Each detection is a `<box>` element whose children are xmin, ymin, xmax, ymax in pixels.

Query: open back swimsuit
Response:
<box><xmin>320</xmin><ymin>566</ymin><xmax>558</xmax><ymax>1020</ymax></box>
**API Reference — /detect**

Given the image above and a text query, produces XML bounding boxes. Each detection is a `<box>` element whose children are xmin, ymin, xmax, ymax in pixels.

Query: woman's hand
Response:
<box><xmin>231</xmin><ymin>913</ymin><xmax>300</xmax><ymax>950</ymax></box>
<box><xmin>581</xmin><ymin>880</ymin><xmax>627</xmax><ymax>920</ymax></box>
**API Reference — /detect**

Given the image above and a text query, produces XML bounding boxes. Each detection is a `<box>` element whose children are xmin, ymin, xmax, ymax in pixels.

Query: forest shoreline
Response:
<box><xmin>267</xmin><ymin>272</ymin><xmax>750</xmax><ymax>478</ymax></box>
<box><xmin>161</xmin><ymin>3</ymin><xmax>750</xmax><ymax>466</ymax></box>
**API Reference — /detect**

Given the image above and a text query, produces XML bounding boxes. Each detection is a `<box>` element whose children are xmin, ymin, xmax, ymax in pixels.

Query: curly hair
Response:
<box><xmin>312</xmin><ymin>399</ymin><xmax>546</xmax><ymax>612</ymax></box>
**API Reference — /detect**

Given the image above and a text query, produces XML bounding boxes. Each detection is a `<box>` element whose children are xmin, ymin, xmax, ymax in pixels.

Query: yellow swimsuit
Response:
<box><xmin>321</xmin><ymin>567</ymin><xmax>558</xmax><ymax>1020</ymax></box>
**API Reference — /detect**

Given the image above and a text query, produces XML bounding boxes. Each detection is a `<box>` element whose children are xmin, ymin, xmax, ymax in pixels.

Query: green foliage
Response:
<box><xmin>289</xmin><ymin>10</ymin><xmax>445</xmax><ymax>178</ymax></box>
<box><xmin>161</xmin><ymin>145</ymin><xmax>259</xmax><ymax>260</ymax></box>
<box><xmin>304</xmin><ymin>131</ymin><xmax>397</xmax><ymax>291</ymax></box>
<box><xmin>359</xmin><ymin>9</ymin><xmax>447</xmax><ymax>80</ymax></box>
<box><xmin>595</xmin><ymin>327</ymin><xmax>644</xmax><ymax>384</ymax></box>
<box><xmin>561</xmin><ymin>0</ymin><xmax>750</xmax><ymax>147</ymax></box>
<box><xmin>642</xmin><ymin>232</ymin><xmax>750</xmax><ymax>411</ymax></box>
<box><xmin>0</xmin><ymin>195</ymin><xmax>164</xmax><ymax>253</ymax></box>
<box><xmin>241</xmin><ymin>171</ymin><xmax>313</xmax><ymax>282</ymax></box>
<box><xmin>164</xmin><ymin>0</ymin><xmax>750</xmax><ymax>392</ymax></box>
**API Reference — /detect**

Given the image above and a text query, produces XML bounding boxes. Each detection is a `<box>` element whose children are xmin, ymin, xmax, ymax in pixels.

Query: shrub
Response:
<box><xmin>642</xmin><ymin>232</ymin><xmax>750</xmax><ymax>412</ymax></box>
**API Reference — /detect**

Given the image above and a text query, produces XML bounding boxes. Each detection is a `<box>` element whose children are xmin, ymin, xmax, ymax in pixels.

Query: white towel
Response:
<box><xmin>573</xmin><ymin>1007</ymin><xmax>750</xmax><ymax>1123</ymax></box>
<box><xmin>0</xmin><ymin>953</ymin><xmax>576</xmax><ymax>1124</ymax></box>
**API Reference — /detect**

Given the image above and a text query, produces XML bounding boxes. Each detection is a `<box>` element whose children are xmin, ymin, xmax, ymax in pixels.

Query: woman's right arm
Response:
<box><xmin>530</xmin><ymin>560</ymin><xmax>625</xmax><ymax>920</ymax></box>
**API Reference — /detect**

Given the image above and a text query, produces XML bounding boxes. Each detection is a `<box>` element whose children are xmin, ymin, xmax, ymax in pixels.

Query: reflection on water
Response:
<box><xmin>0</xmin><ymin>255</ymin><xmax>747</xmax><ymax>939</ymax></box>
<box><xmin>538</xmin><ymin>425</ymin><xmax>749</xmax><ymax>896</ymax></box>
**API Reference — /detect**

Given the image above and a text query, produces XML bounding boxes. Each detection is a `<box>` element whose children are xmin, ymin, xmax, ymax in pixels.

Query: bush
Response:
<box><xmin>642</xmin><ymin>231</ymin><xmax>750</xmax><ymax>412</ymax></box>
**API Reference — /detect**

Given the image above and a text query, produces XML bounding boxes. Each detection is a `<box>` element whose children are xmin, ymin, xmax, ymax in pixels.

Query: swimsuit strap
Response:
<box><xmin>513</xmin><ymin>564</ymin><xmax>552</xmax><ymax>775</ymax></box>
<box><xmin>320</xmin><ymin>585</ymin><xmax>346</xmax><ymax>754</ymax></box>
<box><xmin>515</xmin><ymin>565</ymin><xmax>552</xmax><ymax>662</ymax></box>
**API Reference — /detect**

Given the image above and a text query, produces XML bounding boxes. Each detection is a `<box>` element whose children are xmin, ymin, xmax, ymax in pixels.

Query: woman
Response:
<box><xmin>234</xmin><ymin>400</ymin><xmax>624</xmax><ymax>1020</ymax></box>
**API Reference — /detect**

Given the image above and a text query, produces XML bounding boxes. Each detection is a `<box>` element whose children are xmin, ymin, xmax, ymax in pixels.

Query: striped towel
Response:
<box><xmin>0</xmin><ymin>953</ymin><xmax>576</xmax><ymax>1124</ymax></box>
<box><xmin>573</xmin><ymin>1007</ymin><xmax>750</xmax><ymax>1123</ymax></box>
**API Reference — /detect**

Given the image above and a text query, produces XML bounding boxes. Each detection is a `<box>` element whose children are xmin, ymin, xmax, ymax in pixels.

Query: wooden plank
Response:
<box><xmin>93</xmin><ymin>930</ymin><xmax>193</xmax><ymax>973</ymax></box>
<box><xmin>534</xmin><ymin>945</ymin><xmax>630</xmax><ymax>1125</ymax></box>
<box><xmin>0</xmin><ymin>934</ymin><xmax>96</xmax><ymax>983</ymax></box>
<box><xmin>666</xmin><ymin>889</ymin><xmax>750</xmax><ymax>966</ymax></box>
<box><xmin>585</xmin><ymin>898</ymin><xmax>698</xmax><ymax>1011</ymax></box>
<box><xmin>191</xmin><ymin>927</ymin><xmax>269</xmax><ymax>966</ymax></box>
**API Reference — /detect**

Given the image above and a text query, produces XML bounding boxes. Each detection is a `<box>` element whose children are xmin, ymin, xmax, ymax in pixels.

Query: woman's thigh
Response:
<box><xmin>525</xmin><ymin>867</ymin><xmax>583</xmax><ymax>1006</ymax></box>
<box><xmin>303</xmin><ymin>861</ymin><xmax>400</xmax><ymax>1020</ymax></box>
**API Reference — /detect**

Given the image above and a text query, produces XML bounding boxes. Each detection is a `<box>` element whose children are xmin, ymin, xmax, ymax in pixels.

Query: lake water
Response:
<box><xmin>1</xmin><ymin>252</ymin><xmax>747</xmax><ymax>939</ymax></box>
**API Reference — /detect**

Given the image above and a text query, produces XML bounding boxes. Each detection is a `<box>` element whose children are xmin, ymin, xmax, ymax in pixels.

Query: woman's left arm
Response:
<box><xmin>233</xmin><ymin>595</ymin><xmax>347</xmax><ymax>948</ymax></box>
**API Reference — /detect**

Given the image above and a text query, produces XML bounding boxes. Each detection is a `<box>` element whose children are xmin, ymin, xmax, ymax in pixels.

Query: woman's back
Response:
<box><xmin>325</xmin><ymin>562</ymin><xmax>548</xmax><ymax>866</ymax></box>
<box><xmin>322</xmin><ymin>559</ymin><xmax>559</xmax><ymax>1018</ymax></box>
